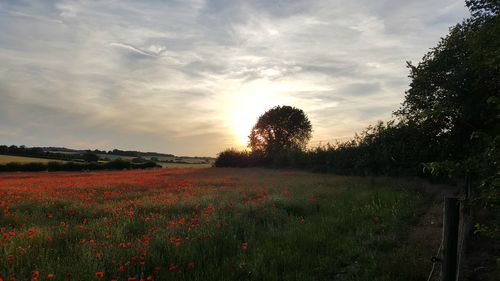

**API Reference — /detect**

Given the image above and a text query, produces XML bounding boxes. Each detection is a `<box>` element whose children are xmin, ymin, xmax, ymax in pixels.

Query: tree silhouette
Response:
<box><xmin>249</xmin><ymin>105</ymin><xmax>312</xmax><ymax>158</ymax></box>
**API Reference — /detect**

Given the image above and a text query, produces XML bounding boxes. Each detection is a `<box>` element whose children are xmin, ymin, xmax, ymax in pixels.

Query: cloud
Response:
<box><xmin>0</xmin><ymin>0</ymin><xmax>469</xmax><ymax>155</ymax></box>
<box><xmin>110</xmin><ymin>42</ymin><xmax>163</xmax><ymax>58</ymax></box>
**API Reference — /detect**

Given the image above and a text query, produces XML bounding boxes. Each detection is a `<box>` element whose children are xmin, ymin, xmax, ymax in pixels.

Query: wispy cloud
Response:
<box><xmin>110</xmin><ymin>43</ymin><xmax>165</xmax><ymax>58</ymax></box>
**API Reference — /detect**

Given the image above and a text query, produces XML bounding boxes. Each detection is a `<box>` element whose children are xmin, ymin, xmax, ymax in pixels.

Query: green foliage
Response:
<box><xmin>0</xmin><ymin>159</ymin><xmax>160</xmax><ymax>172</ymax></box>
<box><xmin>249</xmin><ymin>106</ymin><xmax>312</xmax><ymax>160</ymax></box>
<box><xmin>214</xmin><ymin>149</ymin><xmax>252</xmax><ymax>167</ymax></box>
<box><xmin>466</xmin><ymin>0</ymin><xmax>500</xmax><ymax>18</ymax></box>
<box><xmin>82</xmin><ymin>152</ymin><xmax>99</xmax><ymax>162</ymax></box>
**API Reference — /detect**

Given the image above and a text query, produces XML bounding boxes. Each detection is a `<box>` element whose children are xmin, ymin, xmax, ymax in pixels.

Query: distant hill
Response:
<box><xmin>0</xmin><ymin>145</ymin><xmax>214</xmax><ymax>164</ymax></box>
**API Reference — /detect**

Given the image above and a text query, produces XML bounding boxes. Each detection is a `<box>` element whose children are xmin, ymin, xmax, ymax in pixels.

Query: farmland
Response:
<box><xmin>0</xmin><ymin>168</ymin><xmax>441</xmax><ymax>281</ymax></box>
<box><xmin>0</xmin><ymin>155</ymin><xmax>66</xmax><ymax>164</ymax></box>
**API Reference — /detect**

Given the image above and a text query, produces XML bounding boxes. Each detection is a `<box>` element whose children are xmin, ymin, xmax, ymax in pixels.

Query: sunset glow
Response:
<box><xmin>229</xmin><ymin>92</ymin><xmax>278</xmax><ymax>147</ymax></box>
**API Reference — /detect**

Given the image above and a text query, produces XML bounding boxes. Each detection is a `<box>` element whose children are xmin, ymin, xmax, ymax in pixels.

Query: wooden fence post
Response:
<box><xmin>464</xmin><ymin>172</ymin><xmax>472</xmax><ymax>199</ymax></box>
<box><xmin>457</xmin><ymin>172</ymin><xmax>473</xmax><ymax>281</ymax></box>
<box><xmin>442</xmin><ymin>197</ymin><xmax>460</xmax><ymax>281</ymax></box>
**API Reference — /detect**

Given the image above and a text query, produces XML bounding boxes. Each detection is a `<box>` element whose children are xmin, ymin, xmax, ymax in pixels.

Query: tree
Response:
<box><xmin>396</xmin><ymin>0</ymin><xmax>499</xmax><ymax>167</ymax></box>
<box><xmin>82</xmin><ymin>152</ymin><xmax>99</xmax><ymax>162</ymax></box>
<box><xmin>249</xmin><ymin>105</ymin><xmax>312</xmax><ymax>158</ymax></box>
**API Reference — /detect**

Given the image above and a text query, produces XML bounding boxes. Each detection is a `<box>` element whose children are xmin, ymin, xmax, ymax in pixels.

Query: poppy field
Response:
<box><xmin>0</xmin><ymin>168</ymin><xmax>437</xmax><ymax>281</ymax></box>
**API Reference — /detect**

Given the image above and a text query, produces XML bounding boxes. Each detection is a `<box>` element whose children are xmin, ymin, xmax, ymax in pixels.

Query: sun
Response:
<box><xmin>229</xmin><ymin>93</ymin><xmax>278</xmax><ymax>147</ymax></box>
<box><xmin>231</xmin><ymin>109</ymin><xmax>258</xmax><ymax>147</ymax></box>
<box><xmin>226</xmin><ymin>79</ymin><xmax>308</xmax><ymax>148</ymax></box>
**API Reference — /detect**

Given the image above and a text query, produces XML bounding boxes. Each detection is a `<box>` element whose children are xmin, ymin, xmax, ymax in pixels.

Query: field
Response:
<box><xmin>157</xmin><ymin>163</ymin><xmax>212</xmax><ymax>169</ymax></box>
<box><xmin>0</xmin><ymin>168</ymin><xmax>441</xmax><ymax>281</ymax></box>
<box><xmin>0</xmin><ymin>155</ymin><xmax>66</xmax><ymax>164</ymax></box>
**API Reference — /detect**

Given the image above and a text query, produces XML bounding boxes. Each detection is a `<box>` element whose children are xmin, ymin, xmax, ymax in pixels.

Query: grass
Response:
<box><xmin>0</xmin><ymin>155</ymin><xmax>67</xmax><ymax>164</ymax></box>
<box><xmin>0</xmin><ymin>168</ymin><xmax>440</xmax><ymax>281</ymax></box>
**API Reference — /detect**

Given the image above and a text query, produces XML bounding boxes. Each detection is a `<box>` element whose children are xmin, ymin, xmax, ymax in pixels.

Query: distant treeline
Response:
<box><xmin>0</xmin><ymin>145</ymin><xmax>175</xmax><ymax>160</ymax></box>
<box><xmin>0</xmin><ymin>159</ymin><xmax>160</xmax><ymax>172</ymax></box>
<box><xmin>0</xmin><ymin>145</ymin><xmax>82</xmax><ymax>161</ymax></box>
<box><xmin>88</xmin><ymin>149</ymin><xmax>174</xmax><ymax>158</ymax></box>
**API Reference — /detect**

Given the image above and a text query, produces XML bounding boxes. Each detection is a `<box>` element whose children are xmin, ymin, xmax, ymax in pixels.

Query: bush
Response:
<box><xmin>0</xmin><ymin>160</ymin><xmax>161</xmax><ymax>172</ymax></box>
<box><xmin>214</xmin><ymin>149</ymin><xmax>251</xmax><ymax>167</ymax></box>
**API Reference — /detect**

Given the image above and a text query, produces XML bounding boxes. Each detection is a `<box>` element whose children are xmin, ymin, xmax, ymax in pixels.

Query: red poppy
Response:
<box><xmin>95</xmin><ymin>272</ymin><xmax>104</xmax><ymax>279</ymax></box>
<box><xmin>241</xmin><ymin>242</ymin><xmax>248</xmax><ymax>251</ymax></box>
<box><xmin>47</xmin><ymin>274</ymin><xmax>55</xmax><ymax>279</ymax></box>
<box><xmin>168</xmin><ymin>263</ymin><xmax>178</xmax><ymax>271</ymax></box>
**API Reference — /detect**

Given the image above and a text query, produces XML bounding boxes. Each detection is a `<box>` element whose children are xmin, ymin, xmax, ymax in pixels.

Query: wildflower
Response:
<box><xmin>96</xmin><ymin>252</ymin><xmax>102</xmax><ymax>258</ymax></box>
<box><xmin>89</xmin><ymin>239</ymin><xmax>95</xmax><ymax>246</ymax></box>
<box><xmin>127</xmin><ymin>277</ymin><xmax>137</xmax><ymax>281</ymax></box>
<box><xmin>95</xmin><ymin>272</ymin><xmax>104</xmax><ymax>279</ymax></box>
<box><xmin>241</xmin><ymin>242</ymin><xmax>248</xmax><ymax>251</ymax></box>
<box><xmin>28</xmin><ymin>229</ymin><xmax>39</xmax><ymax>240</ymax></box>
<box><xmin>47</xmin><ymin>273</ymin><xmax>55</xmax><ymax>279</ymax></box>
<box><xmin>146</xmin><ymin>276</ymin><xmax>153</xmax><ymax>281</ymax></box>
<box><xmin>7</xmin><ymin>255</ymin><xmax>14</xmax><ymax>263</ymax></box>
<box><xmin>169</xmin><ymin>237</ymin><xmax>182</xmax><ymax>247</ymax></box>
<box><xmin>168</xmin><ymin>263</ymin><xmax>178</xmax><ymax>271</ymax></box>
<box><xmin>46</xmin><ymin>235</ymin><xmax>53</xmax><ymax>241</ymax></box>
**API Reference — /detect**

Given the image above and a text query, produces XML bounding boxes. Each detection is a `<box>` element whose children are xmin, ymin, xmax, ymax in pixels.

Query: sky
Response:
<box><xmin>0</xmin><ymin>0</ymin><xmax>469</xmax><ymax>156</ymax></box>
